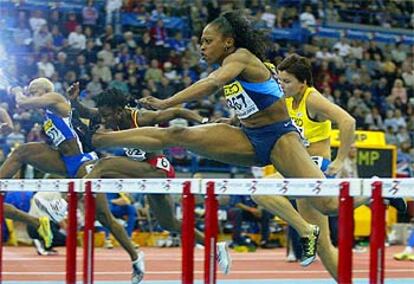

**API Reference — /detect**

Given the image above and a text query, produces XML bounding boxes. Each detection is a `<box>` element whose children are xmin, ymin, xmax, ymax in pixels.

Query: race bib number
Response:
<box><xmin>43</xmin><ymin>119</ymin><xmax>65</xmax><ymax>146</ymax></box>
<box><xmin>156</xmin><ymin>157</ymin><xmax>171</xmax><ymax>172</ymax></box>
<box><xmin>124</xmin><ymin>148</ymin><xmax>146</xmax><ymax>161</ymax></box>
<box><xmin>223</xmin><ymin>81</ymin><xmax>259</xmax><ymax>119</ymax></box>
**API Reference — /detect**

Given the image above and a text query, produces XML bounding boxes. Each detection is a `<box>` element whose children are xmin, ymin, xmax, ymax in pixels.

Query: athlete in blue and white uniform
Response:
<box><xmin>2</xmin><ymin>78</ymin><xmax>97</xmax><ymax>179</ymax></box>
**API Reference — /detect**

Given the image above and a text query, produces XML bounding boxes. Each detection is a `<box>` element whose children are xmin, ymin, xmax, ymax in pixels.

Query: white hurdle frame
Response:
<box><xmin>0</xmin><ymin>178</ymin><xmax>412</xmax><ymax>284</ymax></box>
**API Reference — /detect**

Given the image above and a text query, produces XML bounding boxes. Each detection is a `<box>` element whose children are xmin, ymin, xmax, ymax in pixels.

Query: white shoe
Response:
<box><xmin>132</xmin><ymin>251</ymin><xmax>145</xmax><ymax>284</ymax></box>
<box><xmin>216</xmin><ymin>242</ymin><xmax>231</xmax><ymax>274</ymax></box>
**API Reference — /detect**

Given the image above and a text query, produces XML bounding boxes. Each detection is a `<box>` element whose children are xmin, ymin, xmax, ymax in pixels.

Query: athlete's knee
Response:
<box><xmin>311</xmin><ymin>199</ymin><xmax>338</xmax><ymax>216</ymax></box>
<box><xmin>88</xmin><ymin>157</ymin><xmax>112</xmax><ymax>177</ymax></box>
<box><xmin>10</xmin><ymin>144</ymin><xmax>33</xmax><ymax>162</ymax></box>
<box><xmin>165</xmin><ymin>126</ymin><xmax>188</xmax><ymax>143</ymax></box>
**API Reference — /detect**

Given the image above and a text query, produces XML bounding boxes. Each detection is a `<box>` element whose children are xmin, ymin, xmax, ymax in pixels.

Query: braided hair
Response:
<box><xmin>94</xmin><ymin>88</ymin><xmax>128</xmax><ymax>109</ymax></box>
<box><xmin>209</xmin><ymin>11</ymin><xmax>269</xmax><ymax>61</ymax></box>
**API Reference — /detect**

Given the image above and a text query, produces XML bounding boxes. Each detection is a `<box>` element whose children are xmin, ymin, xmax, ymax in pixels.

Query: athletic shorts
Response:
<box><xmin>147</xmin><ymin>155</ymin><xmax>176</xmax><ymax>178</ymax></box>
<box><xmin>61</xmin><ymin>152</ymin><xmax>98</xmax><ymax>177</ymax></box>
<box><xmin>241</xmin><ymin>119</ymin><xmax>299</xmax><ymax>166</ymax></box>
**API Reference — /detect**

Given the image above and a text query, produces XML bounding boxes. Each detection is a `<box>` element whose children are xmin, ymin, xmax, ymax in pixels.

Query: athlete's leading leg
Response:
<box><xmin>93</xmin><ymin>124</ymin><xmax>256</xmax><ymax>167</ymax></box>
<box><xmin>0</xmin><ymin>142</ymin><xmax>67</xmax><ymax>178</ymax></box>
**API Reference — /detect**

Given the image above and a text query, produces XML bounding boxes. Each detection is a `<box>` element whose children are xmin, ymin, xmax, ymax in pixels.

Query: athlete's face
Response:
<box><xmin>278</xmin><ymin>71</ymin><xmax>305</xmax><ymax>98</ymax></box>
<box><xmin>200</xmin><ymin>24</ymin><xmax>232</xmax><ymax>65</ymax></box>
<box><xmin>99</xmin><ymin>106</ymin><xmax>123</xmax><ymax>129</ymax></box>
<box><xmin>27</xmin><ymin>84</ymin><xmax>44</xmax><ymax>97</ymax></box>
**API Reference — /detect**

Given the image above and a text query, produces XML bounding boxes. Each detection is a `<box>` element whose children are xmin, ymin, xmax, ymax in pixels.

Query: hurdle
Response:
<box><xmin>0</xmin><ymin>178</ymin><xmax>412</xmax><ymax>284</ymax></box>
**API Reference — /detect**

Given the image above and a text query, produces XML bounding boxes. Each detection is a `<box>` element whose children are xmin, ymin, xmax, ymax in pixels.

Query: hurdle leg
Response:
<box><xmin>370</xmin><ymin>181</ymin><xmax>386</xmax><ymax>284</ymax></box>
<box><xmin>338</xmin><ymin>182</ymin><xmax>354</xmax><ymax>284</ymax></box>
<box><xmin>181</xmin><ymin>181</ymin><xmax>195</xmax><ymax>284</ymax></box>
<box><xmin>83</xmin><ymin>181</ymin><xmax>95</xmax><ymax>284</ymax></box>
<box><xmin>66</xmin><ymin>181</ymin><xmax>77</xmax><ymax>284</ymax></box>
<box><xmin>204</xmin><ymin>181</ymin><xmax>218</xmax><ymax>284</ymax></box>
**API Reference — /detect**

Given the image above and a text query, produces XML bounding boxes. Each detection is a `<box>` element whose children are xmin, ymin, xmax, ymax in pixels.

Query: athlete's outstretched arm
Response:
<box><xmin>307</xmin><ymin>91</ymin><xmax>356</xmax><ymax>175</ymax></box>
<box><xmin>139</xmin><ymin>51</ymin><xmax>249</xmax><ymax>110</ymax></box>
<box><xmin>11</xmin><ymin>88</ymin><xmax>65</xmax><ymax>109</ymax></box>
<box><xmin>140</xmin><ymin>108</ymin><xmax>205</xmax><ymax>126</ymax></box>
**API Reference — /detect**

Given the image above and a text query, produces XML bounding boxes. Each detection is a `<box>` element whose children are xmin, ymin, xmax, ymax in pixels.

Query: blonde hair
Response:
<box><xmin>29</xmin><ymin>78</ymin><xmax>55</xmax><ymax>93</ymax></box>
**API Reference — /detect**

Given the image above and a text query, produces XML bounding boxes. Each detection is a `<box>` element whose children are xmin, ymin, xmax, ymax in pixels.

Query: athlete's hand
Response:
<box><xmin>10</xmin><ymin>87</ymin><xmax>26</xmax><ymax>105</ymax></box>
<box><xmin>67</xmin><ymin>82</ymin><xmax>80</xmax><ymax>100</ymax></box>
<box><xmin>139</xmin><ymin>96</ymin><xmax>168</xmax><ymax>110</ymax></box>
<box><xmin>325</xmin><ymin>159</ymin><xmax>344</xmax><ymax>176</ymax></box>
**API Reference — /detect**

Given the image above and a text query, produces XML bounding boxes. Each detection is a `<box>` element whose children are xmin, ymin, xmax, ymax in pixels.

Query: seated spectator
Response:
<box><xmin>91</xmin><ymin>58</ymin><xmax>112</xmax><ymax>83</ymax></box>
<box><xmin>144</xmin><ymin>59</ymin><xmax>163</xmax><ymax>83</ymax></box>
<box><xmin>150</xmin><ymin>19</ymin><xmax>167</xmax><ymax>47</ymax></box>
<box><xmin>97</xmin><ymin>42</ymin><xmax>115</xmax><ymax>67</ymax></box>
<box><xmin>29</xmin><ymin>10</ymin><xmax>47</xmax><ymax>33</ymax></box>
<box><xmin>227</xmin><ymin>195</ymin><xmax>275</xmax><ymax>249</ymax></box>
<box><xmin>108</xmin><ymin>72</ymin><xmax>129</xmax><ymax>93</ymax></box>
<box><xmin>261</xmin><ymin>5</ymin><xmax>276</xmax><ymax>28</ymax></box>
<box><xmin>388</xmin><ymin>79</ymin><xmax>408</xmax><ymax>104</ymax></box>
<box><xmin>33</xmin><ymin>24</ymin><xmax>52</xmax><ymax>52</ymax></box>
<box><xmin>68</xmin><ymin>25</ymin><xmax>87</xmax><ymax>51</ymax></box>
<box><xmin>299</xmin><ymin>5</ymin><xmax>316</xmax><ymax>28</ymax></box>
<box><xmin>82</xmin><ymin>0</ymin><xmax>99</xmax><ymax>28</ymax></box>
<box><xmin>64</xmin><ymin>11</ymin><xmax>79</xmax><ymax>35</ymax></box>
<box><xmin>37</xmin><ymin>54</ymin><xmax>55</xmax><ymax>79</ymax></box>
<box><xmin>103</xmin><ymin>193</ymin><xmax>138</xmax><ymax>249</ymax></box>
<box><xmin>364</xmin><ymin>106</ymin><xmax>384</xmax><ymax>130</ymax></box>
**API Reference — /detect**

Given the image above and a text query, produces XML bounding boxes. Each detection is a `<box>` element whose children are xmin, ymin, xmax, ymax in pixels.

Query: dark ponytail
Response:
<box><xmin>210</xmin><ymin>11</ymin><xmax>269</xmax><ymax>61</ymax></box>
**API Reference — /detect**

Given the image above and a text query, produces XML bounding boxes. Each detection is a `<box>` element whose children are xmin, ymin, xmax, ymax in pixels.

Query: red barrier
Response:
<box><xmin>338</xmin><ymin>182</ymin><xmax>354</xmax><ymax>284</ymax></box>
<box><xmin>83</xmin><ymin>181</ymin><xmax>95</xmax><ymax>284</ymax></box>
<box><xmin>204</xmin><ymin>181</ymin><xmax>218</xmax><ymax>284</ymax></box>
<box><xmin>370</xmin><ymin>181</ymin><xmax>386</xmax><ymax>284</ymax></box>
<box><xmin>66</xmin><ymin>181</ymin><xmax>77</xmax><ymax>284</ymax></box>
<box><xmin>181</xmin><ymin>181</ymin><xmax>195</xmax><ymax>284</ymax></box>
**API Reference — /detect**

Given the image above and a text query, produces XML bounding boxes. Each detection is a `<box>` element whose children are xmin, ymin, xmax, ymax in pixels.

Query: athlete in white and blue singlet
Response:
<box><xmin>5</xmin><ymin>78</ymin><xmax>145</xmax><ymax>283</ymax></box>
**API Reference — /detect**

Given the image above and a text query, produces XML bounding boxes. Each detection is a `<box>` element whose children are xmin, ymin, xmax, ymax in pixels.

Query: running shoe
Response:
<box><xmin>217</xmin><ymin>241</ymin><xmax>231</xmax><ymax>274</ymax></box>
<box><xmin>300</xmin><ymin>225</ymin><xmax>320</xmax><ymax>267</ymax></box>
<box><xmin>132</xmin><ymin>251</ymin><xmax>145</xmax><ymax>284</ymax></box>
<box><xmin>104</xmin><ymin>239</ymin><xmax>114</xmax><ymax>249</ymax></box>
<box><xmin>394</xmin><ymin>251</ymin><xmax>414</xmax><ymax>261</ymax></box>
<box><xmin>37</xmin><ymin>216</ymin><xmax>53</xmax><ymax>249</ymax></box>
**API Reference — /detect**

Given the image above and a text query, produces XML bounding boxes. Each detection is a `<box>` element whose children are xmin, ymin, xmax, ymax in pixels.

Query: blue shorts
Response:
<box><xmin>61</xmin><ymin>152</ymin><xmax>98</xmax><ymax>177</ymax></box>
<box><xmin>311</xmin><ymin>156</ymin><xmax>333</xmax><ymax>178</ymax></box>
<box><xmin>241</xmin><ymin>119</ymin><xmax>299</xmax><ymax>166</ymax></box>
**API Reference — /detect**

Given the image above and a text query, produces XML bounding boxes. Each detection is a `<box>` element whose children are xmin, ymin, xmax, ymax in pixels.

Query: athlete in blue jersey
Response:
<box><xmin>5</xmin><ymin>78</ymin><xmax>145</xmax><ymax>283</ymax></box>
<box><xmin>5</xmin><ymin>78</ymin><xmax>97</xmax><ymax>178</ymax></box>
<box><xmin>90</xmin><ymin>11</ymin><xmax>324</xmax><ymax>264</ymax></box>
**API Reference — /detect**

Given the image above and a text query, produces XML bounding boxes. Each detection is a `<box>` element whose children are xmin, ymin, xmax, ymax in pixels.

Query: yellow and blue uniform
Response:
<box><xmin>285</xmin><ymin>86</ymin><xmax>332</xmax><ymax>175</ymax></box>
<box><xmin>223</xmin><ymin>64</ymin><xmax>298</xmax><ymax>166</ymax></box>
<box><xmin>43</xmin><ymin>107</ymin><xmax>97</xmax><ymax>177</ymax></box>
